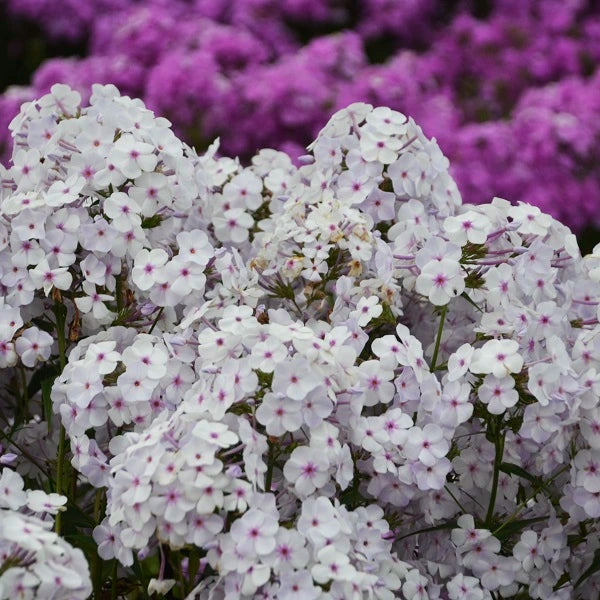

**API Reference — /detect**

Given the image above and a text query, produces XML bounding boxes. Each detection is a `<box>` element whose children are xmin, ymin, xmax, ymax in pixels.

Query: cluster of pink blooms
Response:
<box><xmin>1</xmin><ymin>0</ymin><xmax>600</xmax><ymax>231</ymax></box>
<box><xmin>2</xmin><ymin>85</ymin><xmax>600</xmax><ymax>599</ymax></box>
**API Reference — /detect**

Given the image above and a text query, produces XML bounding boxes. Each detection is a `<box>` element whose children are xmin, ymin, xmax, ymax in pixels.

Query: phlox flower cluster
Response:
<box><xmin>0</xmin><ymin>466</ymin><xmax>91</xmax><ymax>599</ymax></box>
<box><xmin>2</xmin><ymin>86</ymin><xmax>600</xmax><ymax>599</ymax></box>
<box><xmin>2</xmin><ymin>0</ymin><xmax>600</xmax><ymax>232</ymax></box>
<box><xmin>0</xmin><ymin>80</ymin><xmax>224</xmax><ymax>342</ymax></box>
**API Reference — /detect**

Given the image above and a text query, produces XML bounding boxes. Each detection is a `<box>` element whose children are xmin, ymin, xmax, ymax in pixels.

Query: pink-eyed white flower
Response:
<box><xmin>478</xmin><ymin>374</ymin><xmax>519</xmax><ymax>415</ymax></box>
<box><xmin>470</xmin><ymin>339</ymin><xmax>524</xmax><ymax>378</ymax></box>
<box><xmin>404</xmin><ymin>424</ymin><xmax>450</xmax><ymax>466</ymax></box>
<box><xmin>575</xmin><ymin>449</ymin><xmax>600</xmax><ymax>493</ymax></box>
<box><xmin>0</xmin><ymin>468</ymin><xmax>27</xmax><ymax>510</ymax></box>
<box><xmin>29</xmin><ymin>258</ymin><xmax>72</xmax><ymax>294</ymax></box>
<box><xmin>108</xmin><ymin>134</ymin><xmax>157</xmax><ymax>179</ymax></box>
<box><xmin>132</xmin><ymin>248</ymin><xmax>169</xmax><ymax>291</ymax></box>
<box><xmin>446</xmin><ymin>573</ymin><xmax>485</xmax><ymax>600</ymax></box>
<box><xmin>213</xmin><ymin>208</ymin><xmax>253</xmax><ymax>244</ymax></box>
<box><xmin>230</xmin><ymin>503</ymin><xmax>279</xmax><ymax>557</ymax></box>
<box><xmin>15</xmin><ymin>327</ymin><xmax>53</xmax><ymax>367</ymax></box>
<box><xmin>444</xmin><ymin>210</ymin><xmax>490</xmax><ymax>246</ymax></box>
<box><xmin>351</xmin><ymin>295</ymin><xmax>383</xmax><ymax>326</ymax></box>
<box><xmin>513</xmin><ymin>530</ymin><xmax>544</xmax><ymax>572</ymax></box>
<box><xmin>283</xmin><ymin>446</ymin><xmax>329</xmax><ymax>496</ymax></box>
<box><xmin>447</xmin><ymin>343</ymin><xmax>475</xmax><ymax>381</ymax></box>
<box><xmin>311</xmin><ymin>545</ymin><xmax>358</xmax><ymax>584</ymax></box>
<box><xmin>415</xmin><ymin>258</ymin><xmax>465</xmax><ymax>305</ymax></box>
<box><xmin>26</xmin><ymin>490</ymin><xmax>67</xmax><ymax>514</ymax></box>
<box><xmin>359</xmin><ymin>125</ymin><xmax>402</xmax><ymax>164</ymax></box>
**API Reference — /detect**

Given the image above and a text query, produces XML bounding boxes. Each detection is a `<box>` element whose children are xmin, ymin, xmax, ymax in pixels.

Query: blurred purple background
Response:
<box><xmin>1</xmin><ymin>0</ymin><xmax>599</xmax><ymax>241</ymax></box>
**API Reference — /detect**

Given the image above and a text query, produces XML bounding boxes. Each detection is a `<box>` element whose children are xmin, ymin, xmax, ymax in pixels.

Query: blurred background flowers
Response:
<box><xmin>1</xmin><ymin>0</ymin><xmax>599</xmax><ymax>248</ymax></box>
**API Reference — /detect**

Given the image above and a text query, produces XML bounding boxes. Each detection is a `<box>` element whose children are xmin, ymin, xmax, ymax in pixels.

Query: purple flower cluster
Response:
<box><xmin>1</xmin><ymin>0</ymin><xmax>600</xmax><ymax>230</ymax></box>
<box><xmin>446</xmin><ymin>71</ymin><xmax>600</xmax><ymax>232</ymax></box>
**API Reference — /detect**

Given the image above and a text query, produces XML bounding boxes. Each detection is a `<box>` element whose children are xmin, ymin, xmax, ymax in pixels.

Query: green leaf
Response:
<box><xmin>63</xmin><ymin>501</ymin><xmax>97</xmax><ymax>529</ymax></box>
<box><xmin>500</xmin><ymin>462</ymin><xmax>541</xmax><ymax>485</ymax></box>
<box><xmin>575</xmin><ymin>548</ymin><xmax>600</xmax><ymax>588</ymax></box>
<box><xmin>460</xmin><ymin>242</ymin><xmax>487</xmax><ymax>263</ymax></box>
<box><xmin>41</xmin><ymin>378</ymin><xmax>55</xmax><ymax>433</ymax></box>
<box><xmin>63</xmin><ymin>533</ymin><xmax>99</xmax><ymax>559</ymax></box>
<box><xmin>141</xmin><ymin>214</ymin><xmax>163</xmax><ymax>229</ymax></box>
<box><xmin>373</xmin><ymin>302</ymin><xmax>396</xmax><ymax>326</ymax></box>
<box><xmin>27</xmin><ymin>362</ymin><xmax>60</xmax><ymax>398</ymax></box>
<box><xmin>137</xmin><ymin>552</ymin><xmax>160</xmax><ymax>581</ymax></box>
<box><xmin>396</xmin><ymin>519</ymin><xmax>458</xmax><ymax>541</ymax></box>
<box><xmin>460</xmin><ymin>291</ymin><xmax>483</xmax><ymax>312</ymax></box>
<box><xmin>31</xmin><ymin>316</ymin><xmax>55</xmax><ymax>334</ymax></box>
<box><xmin>494</xmin><ymin>516</ymin><xmax>546</xmax><ymax>542</ymax></box>
<box><xmin>256</xmin><ymin>370</ymin><xmax>274</xmax><ymax>387</ymax></box>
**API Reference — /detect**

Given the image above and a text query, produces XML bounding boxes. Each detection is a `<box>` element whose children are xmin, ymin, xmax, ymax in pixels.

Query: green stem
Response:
<box><xmin>395</xmin><ymin>519</ymin><xmax>457</xmax><ymax>541</ymax></box>
<box><xmin>0</xmin><ymin>429</ymin><xmax>50</xmax><ymax>479</ymax></box>
<box><xmin>485</xmin><ymin>419</ymin><xmax>505</xmax><ymax>528</ymax></box>
<box><xmin>492</xmin><ymin>465</ymin><xmax>569</xmax><ymax>537</ymax></box>
<box><xmin>0</xmin><ymin>559</ymin><xmax>15</xmax><ymax>577</ymax></box>
<box><xmin>265</xmin><ymin>440</ymin><xmax>275</xmax><ymax>492</ymax></box>
<box><xmin>290</xmin><ymin>297</ymin><xmax>304</xmax><ymax>318</ymax></box>
<box><xmin>91</xmin><ymin>490</ymin><xmax>105</xmax><ymax>597</ymax></box>
<box><xmin>70</xmin><ymin>468</ymin><xmax>78</xmax><ymax>500</ymax></box>
<box><xmin>54</xmin><ymin>300</ymin><xmax>68</xmax><ymax>535</ymax></box>
<box><xmin>94</xmin><ymin>489</ymin><xmax>104</xmax><ymax>523</ymax></box>
<box><xmin>54</xmin><ymin>302</ymin><xmax>67</xmax><ymax>371</ymax></box>
<box><xmin>55</xmin><ymin>426</ymin><xmax>66</xmax><ymax>535</ymax></box>
<box><xmin>444</xmin><ymin>485</ymin><xmax>469</xmax><ymax>514</ymax></box>
<box><xmin>188</xmin><ymin>552</ymin><xmax>200</xmax><ymax>594</ymax></box>
<box><xmin>19</xmin><ymin>366</ymin><xmax>29</xmax><ymax>422</ymax></box>
<box><xmin>148</xmin><ymin>307</ymin><xmax>164</xmax><ymax>334</ymax></box>
<box><xmin>115</xmin><ymin>273</ymin><xmax>124</xmax><ymax>314</ymax></box>
<box><xmin>111</xmin><ymin>559</ymin><xmax>118</xmax><ymax>600</ymax></box>
<box><xmin>91</xmin><ymin>552</ymin><xmax>102</xmax><ymax>599</ymax></box>
<box><xmin>176</xmin><ymin>553</ymin><xmax>186</xmax><ymax>598</ymax></box>
<box><xmin>431</xmin><ymin>304</ymin><xmax>447</xmax><ymax>371</ymax></box>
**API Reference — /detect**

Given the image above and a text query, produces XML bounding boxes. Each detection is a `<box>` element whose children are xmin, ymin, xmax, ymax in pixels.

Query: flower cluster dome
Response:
<box><xmin>0</xmin><ymin>84</ymin><xmax>599</xmax><ymax>598</ymax></box>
